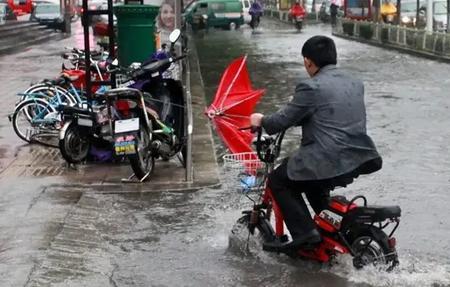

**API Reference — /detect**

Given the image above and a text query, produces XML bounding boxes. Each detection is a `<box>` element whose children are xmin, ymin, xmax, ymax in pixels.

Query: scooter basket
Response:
<box><xmin>222</xmin><ymin>152</ymin><xmax>265</xmax><ymax>192</ymax></box>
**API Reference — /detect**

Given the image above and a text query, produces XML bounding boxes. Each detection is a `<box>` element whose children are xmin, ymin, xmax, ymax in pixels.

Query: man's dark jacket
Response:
<box><xmin>261</xmin><ymin>65</ymin><xmax>381</xmax><ymax>181</ymax></box>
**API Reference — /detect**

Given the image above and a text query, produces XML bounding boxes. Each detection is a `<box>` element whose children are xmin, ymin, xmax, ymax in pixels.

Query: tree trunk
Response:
<box><xmin>396</xmin><ymin>0</ymin><xmax>401</xmax><ymax>24</ymax></box>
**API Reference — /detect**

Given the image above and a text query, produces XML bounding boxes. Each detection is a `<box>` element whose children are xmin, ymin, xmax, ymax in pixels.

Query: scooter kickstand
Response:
<box><xmin>121</xmin><ymin>173</ymin><xmax>137</xmax><ymax>183</ymax></box>
<box><xmin>139</xmin><ymin>172</ymin><xmax>150</xmax><ymax>182</ymax></box>
<box><xmin>121</xmin><ymin>172</ymin><xmax>150</xmax><ymax>183</ymax></box>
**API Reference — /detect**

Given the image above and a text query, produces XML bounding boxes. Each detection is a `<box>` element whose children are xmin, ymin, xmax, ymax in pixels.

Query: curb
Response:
<box><xmin>333</xmin><ymin>31</ymin><xmax>450</xmax><ymax>64</ymax></box>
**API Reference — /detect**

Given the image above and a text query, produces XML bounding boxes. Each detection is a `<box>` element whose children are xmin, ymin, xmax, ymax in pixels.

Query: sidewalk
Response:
<box><xmin>0</xmin><ymin>24</ymin><xmax>220</xmax><ymax>192</ymax></box>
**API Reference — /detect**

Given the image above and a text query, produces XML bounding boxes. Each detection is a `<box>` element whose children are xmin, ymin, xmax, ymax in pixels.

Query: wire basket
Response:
<box><xmin>222</xmin><ymin>152</ymin><xmax>266</xmax><ymax>192</ymax></box>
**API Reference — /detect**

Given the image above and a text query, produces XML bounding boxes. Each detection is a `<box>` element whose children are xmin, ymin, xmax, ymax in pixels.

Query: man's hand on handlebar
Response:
<box><xmin>250</xmin><ymin>113</ymin><xmax>264</xmax><ymax>127</ymax></box>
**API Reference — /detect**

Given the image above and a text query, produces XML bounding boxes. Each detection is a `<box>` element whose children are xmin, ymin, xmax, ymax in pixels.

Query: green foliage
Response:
<box><xmin>435</xmin><ymin>36</ymin><xmax>444</xmax><ymax>54</ymax></box>
<box><xmin>342</xmin><ymin>22</ymin><xmax>354</xmax><ymax>36</ymax></box>
<box><xmin>381</xmin><ymin>27</ymin><xmax>389</xmax><ymax>43</ymax></box>
<box><xmin>359</xmin><ymin>24</ymin><xmax>373</xmax><ymax>40</ymax></box>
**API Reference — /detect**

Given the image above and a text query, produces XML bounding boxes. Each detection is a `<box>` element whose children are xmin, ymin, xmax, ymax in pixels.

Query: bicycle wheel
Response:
<box><xmin>22</xmin><ymin>84</ymin><xmax>76</xmax><ymax>105</ymax></box>
<box><xmin>12</xmin><ymin>98</ymin><xmax>59</xmax><ymax>143</ymax></box>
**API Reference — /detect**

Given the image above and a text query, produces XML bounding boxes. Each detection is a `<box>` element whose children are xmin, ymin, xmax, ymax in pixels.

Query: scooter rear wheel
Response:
<box><xmin>129</xmin><ymin>128</ymin><xmax>155</xmax><ymax>181</ymax></box>
<box><xmin>348</xmin><ymin>226</ymin><xmax>398</xmax><ymax>270</ymax></box>
<box><xmin>59</xmin><ymin>121</ymin><xmax>90</xmax><ymax>164</ymax></box>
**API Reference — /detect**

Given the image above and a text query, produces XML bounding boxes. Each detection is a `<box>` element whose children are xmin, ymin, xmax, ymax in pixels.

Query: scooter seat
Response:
<box><xmin>347</xmin><ymin>205</ymin><xmax>401</xmax><ymax>223</ymax></box>
<box><xmin>61</xmin><ymin>105</ymin><xmax>92</xmax><ymax>116</ymax></box>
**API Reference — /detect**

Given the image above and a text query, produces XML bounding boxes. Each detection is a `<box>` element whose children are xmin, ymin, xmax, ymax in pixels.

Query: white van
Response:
<box><xmin>241</xmin><ymin>0</ymin><xmax>251</xmax><ymax>24</ymax></box>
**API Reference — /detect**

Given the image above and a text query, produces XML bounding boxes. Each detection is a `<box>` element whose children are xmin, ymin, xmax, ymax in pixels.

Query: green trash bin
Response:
<box><xmin>114</xmin><ymin>4</ymin><xmax>159</xmax><ymax>67</ymax></box>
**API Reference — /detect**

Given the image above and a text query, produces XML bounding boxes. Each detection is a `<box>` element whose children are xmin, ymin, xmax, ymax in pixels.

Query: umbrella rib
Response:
<box><xmin>222</xmin><ymin>113</ymin><xmax>249</xmax><ymax>119</ymax></box>
<box><xmin>220</xmin><ymin>91</ymin><xmax>263</xmax><ymax>112</ymax></box>
<box><xmin>218</xmin><ymin>55</ymin><xmax>248</xmax><ymax>108</ymax></box>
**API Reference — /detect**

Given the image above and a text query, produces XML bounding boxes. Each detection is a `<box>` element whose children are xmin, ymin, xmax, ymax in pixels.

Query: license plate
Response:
<box><xmin>115</xmin><ymin>118</ymin><xmax>139</xmax><ymax>133</ymax></box>
<box><xmin>78</xmin><ymin>117</ymin><xmax>93</xmax><ymax>127</ymax></box>
<box><xmin>151</xmin><ymin>72</ymin><xmax>160</xmax><ymax>78</ymax></box>
<box><xmin>296</xmin><ymin>16</ymin><xmax>303</xmax><ymax>20</ymax></box>
<box><xmin>114</xmin><ymin>135</ymin><xmax>136</xmax><ymax>155</ymax></box>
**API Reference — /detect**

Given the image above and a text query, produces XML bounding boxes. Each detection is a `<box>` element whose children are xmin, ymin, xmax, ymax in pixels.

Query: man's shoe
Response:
<box><xmin>287</xmin><ymin>229</ymin><xmax>322</xmax><ymax>250</ymax></box>
<box><xmin>262</xmin><ymin>229</ymin><xmax>322</xmax><ymax>253</ymax></box>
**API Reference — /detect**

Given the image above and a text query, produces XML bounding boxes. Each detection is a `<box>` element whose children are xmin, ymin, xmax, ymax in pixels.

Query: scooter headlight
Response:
<box><xmin>401</xmin><ymin>16</ymin><xmax>410</xmax><ymax>23</ymax></box>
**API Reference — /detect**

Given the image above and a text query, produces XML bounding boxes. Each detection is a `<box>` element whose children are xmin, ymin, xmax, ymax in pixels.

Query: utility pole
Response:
<box><xmin>447</xmin><ymin>0</ymin><xmax>449</xmax><ymax>33</ymax></box>
<box><xmin>416</xmin><ymin>0</ymin><xmax>420</xmax><ymax>26</ymax></box>
<box><xmin>175</xmin><ymin>0</ymin><xmax>182</xmax><ymax>29</ymax></box>
<box><xmin>63</xmin><ymin>0</ymin><xmax>71</xmax><ymax>34</ymax></box>
<box><xmin>373</xmin><ymin>0</ymin><xmax>380</xmax><ymax>22</ymax></box>
<box><xmin>426</xmin><ymin>0</ymin><xmax>433</xmax><ymax>32</ymax></box>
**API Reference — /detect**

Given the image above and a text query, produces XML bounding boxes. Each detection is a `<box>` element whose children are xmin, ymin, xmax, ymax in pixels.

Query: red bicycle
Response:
<box><xmin>228</xmin><ymin>127</ymin><xmax>401</xmax><ymax>270</ymax></box>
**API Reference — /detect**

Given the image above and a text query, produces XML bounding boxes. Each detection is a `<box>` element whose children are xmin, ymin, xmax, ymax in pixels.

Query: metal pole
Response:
<box><xmin>426</xmin><ymin>0</ymin><xmax>433</xmax><ymax>32</ymax></box>
<box><xmin>447</xmin><ymin>0</ymin><xmax>450</xmax><ymax>33</ymax></box>
<box><xmin>416</xmin><ymin>0</ymin><xmax>420</xmax><ymax>26</ymax></box>
<box><xmin>175</xmin><ymin>0</ymin><xmax>182</xmax><ymax>29</ymax></box>
<box><xmin>82</xmin><ymin>0</ymin><xmax>92</xmax><ymax>100</ymax></box>
<box><xmin>63</xmin><ymin>0</ymin><xmax>71</xmax><ymax>33</ymax></box>
<box><xmin>184</xmin><ymin>57</ymin><xmax>193</xmax><ymax>183</ymax></box>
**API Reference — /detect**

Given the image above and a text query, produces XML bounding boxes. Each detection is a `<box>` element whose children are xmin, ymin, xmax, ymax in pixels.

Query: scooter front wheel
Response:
<box><xmin>232</xmin><ymin>214</ymin><xmax>275</xmax><ymax>243</ymax></box>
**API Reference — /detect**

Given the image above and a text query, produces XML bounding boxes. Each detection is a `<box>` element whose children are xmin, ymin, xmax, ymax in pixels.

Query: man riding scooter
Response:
<box><xmin>289</xmin><ymin>1</ymin><xmax>306</xmax><ymax>30</ymax></box>
<box><xmin>250</xmin><ymin>36</ymin><xmax>382</xmax><ymax>251</ymax></box>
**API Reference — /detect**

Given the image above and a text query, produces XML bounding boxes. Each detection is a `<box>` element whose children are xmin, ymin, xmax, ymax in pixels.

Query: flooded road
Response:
<box><xmin>194</xmin><ymin>18</ymin><xmax>450</xmax><ymax>286</ymax></box>
<box><xmin>1</xmin><ymin>18</ymin><xmax>450</xmax><ymax>286</ymax></box>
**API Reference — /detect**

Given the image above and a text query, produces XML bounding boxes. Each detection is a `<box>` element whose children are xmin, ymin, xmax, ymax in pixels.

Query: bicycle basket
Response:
<box><xmin>222</xmin><ymin>152</ymin><xmax>265</xmax><ymax>192</ymax></box>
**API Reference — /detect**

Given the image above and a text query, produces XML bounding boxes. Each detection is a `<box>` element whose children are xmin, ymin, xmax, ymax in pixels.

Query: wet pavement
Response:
<box><xmin>0</xmin><ymin>21</ymin><xmax>219</xmax><ymax>191</ymax></box>
<box><xmin>1</xmin><ymin>18</ymin><xmax>450</xmax><ymax>286</ymax></box>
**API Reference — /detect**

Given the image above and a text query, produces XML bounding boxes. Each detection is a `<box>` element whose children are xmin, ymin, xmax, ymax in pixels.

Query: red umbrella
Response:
<box><xmin>206</xmin><ymin>55</ymin><xmax>265</xmax><ymax>154</ymax></box>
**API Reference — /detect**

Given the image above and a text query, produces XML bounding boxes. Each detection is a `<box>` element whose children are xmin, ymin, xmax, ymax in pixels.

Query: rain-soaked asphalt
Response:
<box><xmin>1</xmin><ymin>18</ymin><xmax>450</xmax><ymax>286</ymax></box>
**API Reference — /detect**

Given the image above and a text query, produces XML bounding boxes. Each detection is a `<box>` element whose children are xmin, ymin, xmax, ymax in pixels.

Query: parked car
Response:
<box><xmin>240</xmin><ymin>0</ymin><xmax>251</xmax><ymax>24</ymax></box>
<box><xmin>183</xmin><ymin>0</ymin><xmax>244</xmax><ymax>30</ymax></box>
<box><xmin>30</xmin><ymin>3</ymin><xmax>64</xmax><ymax>29</ymax></box>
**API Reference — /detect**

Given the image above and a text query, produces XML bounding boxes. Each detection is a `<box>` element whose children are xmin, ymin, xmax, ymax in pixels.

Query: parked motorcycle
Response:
<box><xmin>59</xmin><ymin>29</ymin><xmax>187</xmax><ymax>180</ymax></box>
<box><xmin>229</xmin><ymin>127</ymin><xmax>401</xmax><ymax>270</ymax></box>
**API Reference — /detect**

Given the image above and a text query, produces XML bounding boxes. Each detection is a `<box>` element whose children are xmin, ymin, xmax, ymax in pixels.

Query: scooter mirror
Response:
<box><xmin>169</xmin><ymin>29</ymin><xmax>181</xmax><ymax>43</ymax></box>
<box><xmin>111</xmin><ymin>59</ymin><xmax>119</xmax><ymax>66</ymax></box>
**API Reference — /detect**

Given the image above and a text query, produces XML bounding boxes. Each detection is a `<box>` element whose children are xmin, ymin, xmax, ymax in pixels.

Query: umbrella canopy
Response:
<box><xmin>206</xmin><ymin>55</ymin><xmax>265</xmax><ymax>154</ymax></box>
